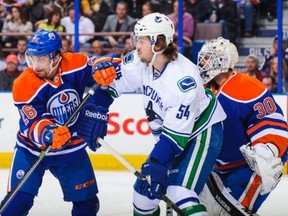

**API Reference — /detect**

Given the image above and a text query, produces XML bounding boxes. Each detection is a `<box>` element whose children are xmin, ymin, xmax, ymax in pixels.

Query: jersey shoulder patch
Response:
<box><xmin>123</xmin><ymin>50</ymin><xmax>136</xmax><ymax>65</ymax></box>
<box><xmin>13</xmin><ymin>68</ymin><xmax>46</xmax><ymax>103</ymax></box>
<box><xmin>177</xmin><ymin>76</ymin><xmax>197</xmax><ymax>92</ymax></box>
<box><xmin>222</xmin><ymin>72</ymin><xmax>266</xmax><ymax>100</ymax></box>
<box><xmin>61</xmin><ymin>53</ymin><xmax>88</xmax><ymax>73</ymax></box>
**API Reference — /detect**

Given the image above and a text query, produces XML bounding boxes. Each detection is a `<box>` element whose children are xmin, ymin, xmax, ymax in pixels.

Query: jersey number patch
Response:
<box><xmin>253</xmin><ymin>97</ymin><xmax>277</xmax><ymax>119</ymax></box>
<box><xmin>176</xmin><ymin>105</ymin><xmax>190</xmax><ymax>120</ymax></box>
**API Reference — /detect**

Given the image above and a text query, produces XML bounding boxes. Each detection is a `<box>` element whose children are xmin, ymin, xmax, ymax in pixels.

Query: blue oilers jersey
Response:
<box><xmin>12</xmin><ymin>52</ymin><xmax>96</xmax><ymax>156</ymax></box>
<box><xmin>213</xmin><ymin>72</ymin><xmax>288</xmax><ymax>173</ymax></box>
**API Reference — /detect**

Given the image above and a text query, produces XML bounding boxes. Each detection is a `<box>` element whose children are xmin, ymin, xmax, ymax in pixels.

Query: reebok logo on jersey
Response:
<box><xmin>85</xmin><ymin>110</ymin><xmax>108</xmax><ymax>121</ymax></box>
<box><xmin>177</xmin><ymin>76</ymin><xmax>196</xmax><ymax>92</ymax></box>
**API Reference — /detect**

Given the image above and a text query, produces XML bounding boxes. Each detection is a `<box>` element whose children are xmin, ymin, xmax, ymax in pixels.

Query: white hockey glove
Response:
<box><xmin>239</xmin><ymin>143</ymin><xmax>283</xmax><ymax>195</ymax></box>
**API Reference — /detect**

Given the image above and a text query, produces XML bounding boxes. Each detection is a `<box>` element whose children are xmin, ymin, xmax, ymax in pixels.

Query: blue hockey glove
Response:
<box><xmin>140</xmin><ymin>160</ymin><xmax>168</xmax><ymax>199</ymax></box>
<box><xmin>77</xmin><ymin>103</ymin><xmax>109</xmax><ymax>151</ymax></box>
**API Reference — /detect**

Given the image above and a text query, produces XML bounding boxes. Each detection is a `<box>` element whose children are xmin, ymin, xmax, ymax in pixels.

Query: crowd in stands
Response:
<box><xmin>0</xmin><ymin>0</ymin><xmax>286</xmax><ymax>93</ymax></box>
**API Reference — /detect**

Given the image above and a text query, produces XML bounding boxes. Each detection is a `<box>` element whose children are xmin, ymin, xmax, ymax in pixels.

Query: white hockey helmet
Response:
<box><xmin>197</xmin><ymin>37</ymin><xmax>239</xmax><ymax>84</ymax></box>
<box><xmin>133</xmin><ymin>12</ymin><xmax>175</xmax><ymax>46</ymax></box>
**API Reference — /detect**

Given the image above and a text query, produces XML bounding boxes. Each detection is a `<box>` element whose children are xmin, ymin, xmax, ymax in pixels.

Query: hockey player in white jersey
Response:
<box><xmin>83</xmin><ymin>13</ymin><xmax>227</xmax><ymax>215</ymax></box>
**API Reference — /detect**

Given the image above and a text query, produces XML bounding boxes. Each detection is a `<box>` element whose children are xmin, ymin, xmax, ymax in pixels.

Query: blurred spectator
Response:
<box><xmin>186</xmin><ymin>0</ymin><xmax>212</xmax><ymax>23</ymax></box>
<box><xmin>141</xmin><ymin>1</ymin><xmax>154</xmax><ymax>17</ymax></box>
<box><xmin>61</xmin><ymin>7</ymin><xmax>95</xmax><ymax>48</ymax></box>
<box><xmin>37</xmin><ymin>9</ymin><xmax>64</xmax><ymax>32</ymax></box>
<box><xmin>0</xmin><ymin>48</ymin><xmax>6</xmax><ymax>71</ymax></box>
<box><xmin>101</xmin><ymin>1</ymin><xmax>136</xmax><ymax>48</ymax></box>
<box><xmin>261</xmin><ymin>75</ymin><xmax>277</xmax><ymax>93</ymax></box>
<box><xmin>51</xmin><ymin>0</ymin><xmax>73</xmax><ymax>17</ymax></box>
<box><xmin>81</xmin><ymin>0</ymin><xmax>113</xmax><ymax>32</ymax></box>
<box><xmin>259</xmin><ymin>0</ymin><xmax>276</xmax><ymax>21</ymax></box>
<box><xmin>61</xmin><ymin>37</ymin><xmax>72</xmax><ymax>53</ymax></box>
<box><xmin>24</xmin><ymin>0</ymin><xmax>47</xmax><ymax>29</ymax></box>
<box><xmin>150</xmin><ymin>0</ymin><xmax>173</xmax><ymax>15</ymax></box>
<box><xmin>242</xmin><ymin>54</ymin><xmax>266</xmax><ymax>81</ymax></box>
<box><xmin>261</xmin><ymin>35</ymin><xmax>288</xmax><ymax>74</ymax></box>
<box><xmin>168</xmin><ymin>0</ymin><xmax>194</xmax><ymax>59</ymax></box>
<box><xmin>120</xmin><ymin>36</ymin><xmax>133</xmax><ymax>58</ymax></box>
<box><xmin>125</xmin><ymin>0</ymin><xmax>145</xmax><ymax>19</ymax></box>
<box><xmin>2</xmin><ymin>5</ymin><xmax>33</xmax><ymax>48</ymax></box>
<box><xmin>235</xmin><ymin>0</ymin><xmax>259</xmax><ymax>37</ymax></box>
<box><xmin>268</xmin><ymin>56</ymin><xmax>288</xmax><ymax>93</ymax></box>
<box><xmin>209</xmin><ymin>0</ymin><xmax>238</xmax><ymax>45</ymax></box>
<box><xmin>0</xmin><ymin>1</ymin><xmax>8</xmax><ymax>33</ymax></box>
<box><xmin>0</xmin><ymin>53</ymin><xmax>20</xmax><ymax>91</ymax></box>
<box><xmin>16</xmin><ymin>36</ymin><xmax>28</xmax><ymax>72</ymax></box>
<box><xmin>91</xmin><ymin>39</ymin><xmax>105</xmax><ymax>57</ymax></box>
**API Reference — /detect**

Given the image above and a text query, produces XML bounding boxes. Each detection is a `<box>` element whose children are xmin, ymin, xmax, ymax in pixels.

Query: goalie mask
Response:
<box><xmin>131</xmin><ymin>12</ymin><xmax>175</xmax><ymax>48</ymax></box>
<box><xmin>197</xmin><ymin>37</ymin><xmax>239</xmax><ymax>84</ymax></box>
<box><xmin>25</xmin><ymin>30</ymin><xmax>62</xmax><ymax>74</ymax></box>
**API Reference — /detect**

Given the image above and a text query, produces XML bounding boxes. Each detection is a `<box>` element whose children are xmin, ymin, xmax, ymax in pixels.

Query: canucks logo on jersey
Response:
<box><xmin>177</xmin><ymin>76</ymin><xmax>197</xmax><ymax>92</ymax></box>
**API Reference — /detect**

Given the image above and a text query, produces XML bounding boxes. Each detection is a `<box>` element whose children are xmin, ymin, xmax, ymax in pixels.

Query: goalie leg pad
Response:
<box><xmin>199</xmin><ymin>172</ymin><xmax>253</xmax><ymax>216</ymax></box>
<box><xmin>1</xmin><ymin>191</ymin><xmax>34</xmax><ymax>216</ymax></box>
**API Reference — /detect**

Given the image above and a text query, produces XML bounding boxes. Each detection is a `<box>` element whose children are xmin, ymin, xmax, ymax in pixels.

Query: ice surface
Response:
<box><xmin>0</xmin><ymin>170</ymin><xmax>287</xmax><ymax>215</ymax></box>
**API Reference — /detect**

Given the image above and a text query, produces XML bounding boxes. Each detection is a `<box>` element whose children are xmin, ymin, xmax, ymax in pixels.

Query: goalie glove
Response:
<box><xmin>239</xmin><ymin>143</ymin><xmax>283</xmax><ymax>195</ymax></box>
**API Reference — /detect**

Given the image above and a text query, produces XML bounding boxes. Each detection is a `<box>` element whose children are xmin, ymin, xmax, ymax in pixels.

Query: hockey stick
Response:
<box><xmin>0</xmin><ymin>83</ymin><xmax>99</xmax><ymax>214</ymax></box>
<box><xmin>166</xmin><ymin>203</ymin><xmax>173</xmax><ymax>216</ymax></box>
<box><xmin>204</xmin><ymin>172</ymin><xmax>255</xmax><ymax>216</ymax></box>
<box><xmin>97</xmin><ymin>138</ymin><xmax>186</xmax><ymax>216</ymax></box>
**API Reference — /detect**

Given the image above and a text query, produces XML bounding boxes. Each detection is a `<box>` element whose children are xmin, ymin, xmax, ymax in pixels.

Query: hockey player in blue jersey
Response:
<box><xmin>82</xmin><ymin>12</ymin><xmax>228</xmax><ymax>215</ymax></box>
<box><xmin>0</xmin><ymin>30</ymin><xmax>116</xmax><ymax>216</ymax></box>
<box><xmin>197</xmin><ymin>37</ymin><xmax>288</xmax><ymax>215</ymax></box>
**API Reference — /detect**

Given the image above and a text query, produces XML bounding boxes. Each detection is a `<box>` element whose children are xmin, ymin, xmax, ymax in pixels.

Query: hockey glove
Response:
<box><xmin>42</xmin><ymin>125</ymin><xmax>71</xmax><ymax>150</ymax></box>
<box><xmin>92</xmin><ymin>56</ymin><xmax>121</xmax><ymax>87</ymax></box>
<box><xmin>77</xmin><ymin>103</ymin><xmax>109</xmax><ymax>151</ymax></box>
<box><xmin>140</xmin><ymin>160</ymin><xmax>168</xmax><ymax>199</ymax></box>
<box><xmin>240</xmin><ymin>143</ymin><xmax>283</xmax><ymax>195</ymax></box>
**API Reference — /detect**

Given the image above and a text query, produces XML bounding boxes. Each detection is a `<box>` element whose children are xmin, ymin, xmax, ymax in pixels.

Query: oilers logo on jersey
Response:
<box><xmin>47</xmin><ymin>89</ymin><xmax>80</xmax><ymax>125</ymax></box>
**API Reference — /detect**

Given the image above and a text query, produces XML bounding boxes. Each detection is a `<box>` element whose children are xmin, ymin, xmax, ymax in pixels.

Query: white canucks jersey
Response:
<box><xmin>108</xmin><ymin>51</ymin><xmax>226</xmax><ymax>149</ymax></box>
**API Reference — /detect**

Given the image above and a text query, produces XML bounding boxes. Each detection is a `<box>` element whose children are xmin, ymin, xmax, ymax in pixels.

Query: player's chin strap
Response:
<box><xmin>47</xmin><ymin>56</ymin><xmax>63</xmax><ymax>78</ymax></box>
<box><xmin>199</xmin><ymin>172</ymin><xmax>258</xmax><ymax>216</ymax></box>
<box><xmin>148</xmin><ymin>44</ymin><xmax>164</xmax><ymax>68</ymax></box>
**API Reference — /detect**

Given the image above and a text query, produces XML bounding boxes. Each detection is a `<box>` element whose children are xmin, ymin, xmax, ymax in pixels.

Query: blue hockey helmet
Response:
<box><xmin>26</xmin><ymin>30</ymin><xmax>62</xmax><ymax>59</ymax></box>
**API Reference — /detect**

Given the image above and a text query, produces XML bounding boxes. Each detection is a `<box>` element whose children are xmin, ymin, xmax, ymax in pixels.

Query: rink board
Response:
<box><xmin>0</xmin><ymin>92</ymin><xmax>287</xmax><ymax>171</ymax></box>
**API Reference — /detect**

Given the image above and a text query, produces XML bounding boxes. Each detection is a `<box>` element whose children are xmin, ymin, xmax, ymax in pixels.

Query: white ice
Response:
<box><xmin>0</xmin><ymin>170</ymin><xmax>287</xmax><ymax>215</ymax></box>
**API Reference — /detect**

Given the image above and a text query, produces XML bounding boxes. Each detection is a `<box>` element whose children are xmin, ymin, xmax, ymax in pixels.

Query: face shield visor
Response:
<box><xmin>25</xmin><ymin>51</ymin><xmax>62</xmax><ymax>77</ymax></box>
<box><xmin>25</xmin><ymin>52</ymin><xmax>51</xmax><ymax>68</ymax></box>
<box><xmin>130</xmin><ymin>32</ymin><xmax>156</xmax><ymax>49</ymax></box>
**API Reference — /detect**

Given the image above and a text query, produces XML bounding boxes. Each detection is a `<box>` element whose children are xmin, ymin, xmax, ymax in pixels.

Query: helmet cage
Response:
<box><xmin>197</xmin><ymin>37</ymin><xmax>239</xmax><ymax>84</ymax></box>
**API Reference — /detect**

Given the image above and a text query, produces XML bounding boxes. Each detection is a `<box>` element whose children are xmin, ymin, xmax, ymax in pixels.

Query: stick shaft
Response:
<box><xmin>97</xmin><ymin>138</ymin><xmax>186</xmax><ymax>216</ymax></box>
<box><xmin>0</xmin><ymin>83</ymin><xmax>99</xmax><ymax>213</ymax></box>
